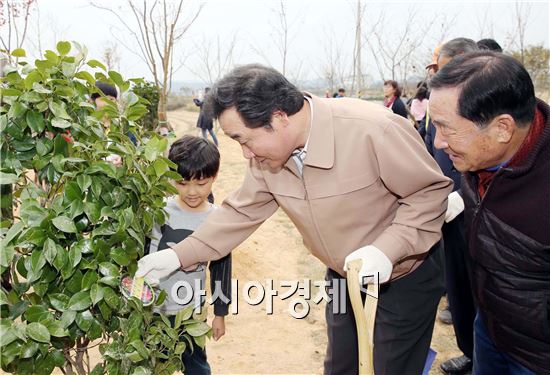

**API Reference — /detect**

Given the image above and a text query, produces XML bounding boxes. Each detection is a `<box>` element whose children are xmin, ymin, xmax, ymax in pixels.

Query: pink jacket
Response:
<box><xmin>411</xmin><ymin>98</ymin><xmax>428</xmax><ymax>121</ymax></box>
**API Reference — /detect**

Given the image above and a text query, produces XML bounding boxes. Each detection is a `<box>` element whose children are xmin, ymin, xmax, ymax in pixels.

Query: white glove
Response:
<box><xmin>343</xmin><ymin>245</ymin><xmax>393</xmax><ymax>285</ymax></box>
<box><xmin>445</xmin><ymin>191</ymin><xmax>464</xmax><ymax>223</ymax></box>
<box><xmin>135</xmin><ymin>249</ymin><xmax>181</xmax><ymax>285</ymax></box>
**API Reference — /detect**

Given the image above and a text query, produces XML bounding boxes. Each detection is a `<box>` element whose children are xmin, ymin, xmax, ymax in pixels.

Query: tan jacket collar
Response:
<box><xmin>283</xmin><ymin>93</ymin><xmax>335</xmax><ymax>174</ymax></box>
<box><xmin>302</xmin><ymin>93</ymin><xmax>335</xmax><ymax>169</ymax></box>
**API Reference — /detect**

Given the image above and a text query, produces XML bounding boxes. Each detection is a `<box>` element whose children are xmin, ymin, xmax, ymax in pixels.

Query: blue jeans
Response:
<box><xmin>167</xmin><ymin>315</ymin><xmax>211</xmax><ymax>375</ymax></box>
<box><xmin>473</xmin><ymin>312</ymin><xmax>536</xmax><ymax>375</ymax></box>
<box><xmin>201</xmin><ymin>128</ymin><xmax>218</xmax><ymax>146</ymax></box>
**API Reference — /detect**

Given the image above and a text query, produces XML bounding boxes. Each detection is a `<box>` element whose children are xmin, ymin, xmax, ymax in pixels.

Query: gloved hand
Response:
<box><xmin>343</xmin><ymin>245</ymin><xmax>393</xmax><ymax>285</ymax></box>
<box><xmin>135</xmin><ymin>249</ymin><xmax>181</xmax><ymax>285</ymax></box>
<box><xmin>445</xmin><ymin>191</ymin><xmax>464</xmax><ymax>223</ymax></box>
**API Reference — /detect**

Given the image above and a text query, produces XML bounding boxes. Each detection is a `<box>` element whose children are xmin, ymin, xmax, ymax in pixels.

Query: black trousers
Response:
<box><xmin>324</xmin><ymin>243</ymin><xmax>445</xmax><ymax>375</ymax></box>
<box><xmin>442</xmin><ymin>213</ymin><xmax>476</xmax><ymax>358</ymax></box>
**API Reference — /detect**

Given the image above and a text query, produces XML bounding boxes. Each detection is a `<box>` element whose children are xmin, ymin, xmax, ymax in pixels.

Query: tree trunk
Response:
<box><xmin>158</xmin><ymin>91</ymin><xmax>169</xmax><ymax>130</ymax></box>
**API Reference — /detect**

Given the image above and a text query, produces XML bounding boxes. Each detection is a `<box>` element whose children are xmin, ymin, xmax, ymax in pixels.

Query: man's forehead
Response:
<box><xmin>429</xmin><ymin>89</ymin><xmax>460</xmax><ymax>122</ymax></box>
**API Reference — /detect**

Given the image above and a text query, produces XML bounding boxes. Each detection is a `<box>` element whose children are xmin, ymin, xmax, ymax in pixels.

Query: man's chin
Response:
<box><xmin>259</xmin><ymin>159</ymin><xmax>283</xmax><ymax>171</ymax></box>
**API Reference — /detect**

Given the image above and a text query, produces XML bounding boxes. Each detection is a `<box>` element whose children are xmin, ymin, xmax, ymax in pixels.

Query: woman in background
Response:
<box><xmin>383</xmin><ymin>80</ymin><xmax>408</xmax><ymax>119</ymax></box>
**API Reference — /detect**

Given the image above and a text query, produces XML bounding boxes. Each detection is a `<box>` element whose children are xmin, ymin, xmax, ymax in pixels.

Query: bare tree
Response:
<box><xmin>102</xmin><ymin>42</ymin><xmax>121</xmax><ymax>71</ymax></box>
<box><xmin>0</xmin><ymin>0</ymin><xmax>36</xmax><ymax>63</ymax></box>
<box><xmin>91</xmin><ymin>0</ymin><xmax>203</xmax><ymax>124</ymax></box>
<box><xmin>350</xmin><ymin>0</ymin><xmax>366</xmax><ymax>97</ymax></box>
<box><xmin>188</xmin><ymin>32</ymin><xmax>239</xmax><ymax>85</ymax></box>
<box><xmin>250</xmin><ymin>0</ymin><xmax>304</xmax><ymax>81</ymax></box>
<box><xmin>475</xmin><ymin>4</ymin><xmax>495</xmax><ymax>40</ymax></box>
<box><xmin>317</xmin><ymin>26</ymin><xmax>350</xmax><ymax>95</ymax></box>
<box><xmin>365</xmin><ymin>6</ymin><xmax>445</xmax><ymax>95</ymax></box>
<box><xmin>505</xmin><ymin>1</ymin><xmax>532</xmax><ymax>63</ymax></box>
<box><xmin>274</xmin><ymin>0</ymin><xmax>289</xmax><ymax>75</ymax></box>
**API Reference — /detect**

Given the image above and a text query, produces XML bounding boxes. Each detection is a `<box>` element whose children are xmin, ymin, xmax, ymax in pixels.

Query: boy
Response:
<box><xmin>148</xmin><ymin>135</ymin><xmax>231</xmax><ymax>374</ymax></box>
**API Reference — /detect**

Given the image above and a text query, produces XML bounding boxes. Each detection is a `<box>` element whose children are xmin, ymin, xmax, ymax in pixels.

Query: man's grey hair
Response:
<box><xmin>439</xmin><ymin>38</ymin><xmax>479</xmax><ymax>59</ymax></box>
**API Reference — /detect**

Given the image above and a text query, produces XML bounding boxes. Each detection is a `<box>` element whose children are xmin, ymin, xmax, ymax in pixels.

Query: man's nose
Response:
<box><xmin>433</xmin><ymin>128</ymin><xmax>448</xmax><ymax>150</ymax></box>
<box><xmin>242</xmin><ymin>145</ymin><xmax>255</xmax><ymax>159</ymax></box>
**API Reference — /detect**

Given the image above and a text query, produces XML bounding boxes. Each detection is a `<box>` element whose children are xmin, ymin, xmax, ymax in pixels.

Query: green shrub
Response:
<box><xmin>0</xmin><ymin>42</ymin><xmax>211</xmax><ymax>375</ymax></box>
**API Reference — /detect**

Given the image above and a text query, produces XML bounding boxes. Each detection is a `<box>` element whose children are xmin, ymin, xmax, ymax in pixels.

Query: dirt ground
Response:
<box><xmin>3</xmin><ymin>107</ymin><xmax>462</xmax><ymax>375</ymax></box>
<box><xmin>168</xmin><ymin>107</ymin><xmax>463</xmax><ymax>374</ymax></box>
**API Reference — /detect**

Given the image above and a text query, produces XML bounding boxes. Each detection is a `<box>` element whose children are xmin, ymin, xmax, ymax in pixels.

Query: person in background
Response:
<box><xmin>429</xmin><ymin>50</ymin><xmax>550</xmax><ymax>375</ymax></box>
<box><xmin>194</xmin><ymin>88</ymin><xmax>219</xmax><ymax>146</ymax></box>
<box><xmin>425</xmin><ymin>37</ymin><xmax>479</xmax><ymax>375</ymax></box>
<box><xmin>91</xmin><ymin>81</ymin><xmax>123</xmax><ymax>166</ymax></box>
<box><xmin>336</xmin><ymin>88</ymin><xmax>346</xmax><ymax>98</ymax></box>
<box><xmin>476</xmin><ymin>38</ymin><xmax>503</xmax><ymax>52</ymax></box>
<box><xmin>383</xmin><ymin>80</ymin><xmax>408</xmax><ymax>119</ymax></box>
<box><xmin>410</xmin><ymin>82</ymin><xmax>429</xmax><ymax>127</ymax></box>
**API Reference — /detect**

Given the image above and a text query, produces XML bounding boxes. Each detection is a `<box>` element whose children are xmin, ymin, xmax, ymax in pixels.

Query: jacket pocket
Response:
<box><xmin>307</xmin><ymin>171</ymin><xmax>379</xmax><ymax>199</ymax></box>
<box><xmin>268</xmin><ymin>180</ymin><xmax>306</xmax><ymax>199</ymax></box>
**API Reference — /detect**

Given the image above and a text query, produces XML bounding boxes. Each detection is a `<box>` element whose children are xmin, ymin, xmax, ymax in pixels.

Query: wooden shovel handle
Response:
<box><xmin>347</xmin><ymin>259</ymin><xmax>378</xmax><ymax>374</ymax></box>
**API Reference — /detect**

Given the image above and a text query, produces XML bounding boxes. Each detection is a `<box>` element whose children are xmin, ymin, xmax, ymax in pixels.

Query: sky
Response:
<box><xmin>3</xmin><ymin>0</ymin><xmax>549</xmax><ymax>88</ymax></box>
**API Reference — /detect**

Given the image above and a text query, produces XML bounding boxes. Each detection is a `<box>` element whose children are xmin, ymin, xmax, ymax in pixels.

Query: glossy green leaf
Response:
<box><xmin>0</xmin><ymin>172</ymin><xmax>19</xmax><ymax>185</ymax></box>
<box><xmin>49</xmin><ymin>101</ymin><xmax>71</xmax><ymax>120</ymax></box>
<box><xmin>60</xmin><ymin>310</ymin><xmax>76</xmax><ymax>329</ymax></box>
<box><xmin>32</xmin><ymin>82</ymin><xmax>52</xmax><ymax>94</ymax></box>
<box><xmin>0</xmin><ymin>88</ymin><xmax>22</xmax><ymax>96</ymax></box>
<box><xmin>98</xmin><ymin>262</ymin><xmax>119</xmax><ymax>277</ymax></box>
<box><xmin>25</xmin><ymin>305</ymin><xmax>50</xmax><ymax>322</ymax></box>
<box><xmin>88</xmin><ymin>60</ymin><xmax>106</xmax><ymax>70</ymax></box>
<box><xmin>186</xmin><ymin>321</ymin><xmax>211</xmax><ymax>337</ymax></box>
<box><xmin>36</xmin><ymin>138</ymin><xmax>53</xmax><ymax>156</ymax></box>
<box><xmin>27</xmin><ymin>322</ymin><xmax>50</xmax><ymax>343</ymax></box>
<box><xmin>51</xmin><ymin>117</ymin><xmax>72</xmax><ymax>129</ymax></box>
<box><xmin>26</xmin><ymin>110</ymin><xmax>46</xmax><ymax>133</ymax></box>
<box><xmin>90</xmin><ymin>284</ymin><xmax>104</xmax><ymax>305</ymax></box>
<box><xmin>41</xmin><ymin>239</ymin><xmax>57</xmax><ymax>266</ymax></box>
<box><xmin>11</xmin><ymin>48</ymin><xmax>26</xmax><ymax>57</ymax></box>
<box><xmin>102</xmin><ymin>286</ymin><xmax>120</xmax><ymax>309</ymax></box>
<box><xmin>20</xmin><ymin>341</ymin><xmax>39</xmax><ymax>358</ymax></box>
<box><xmin>45</xmin><ymin>320</ymin><xmax>69</xmax><ymax>337</ymax></box>
<box><xmin>75</xmin><ymin>310</ymin><xmax>93</xmax><ymax>331</ymax></box>
<box><xmin>56</xmin><ymin>41</ymin><xmax>71</xmax><ymax>56</ymax></box>
<box><xmin>52</xmin><ymin>216</ymin><xmax>77</xmax><ymax>233</ymax></box>
<box><xmin>67</xmin><ymin>290</ymin><xmax>92</xmax><ymax>311</ymax></box>
<box><xmin>48</xmin><ymin>293</ymin><xmax>69</xmax><ymax>311</ymax></box>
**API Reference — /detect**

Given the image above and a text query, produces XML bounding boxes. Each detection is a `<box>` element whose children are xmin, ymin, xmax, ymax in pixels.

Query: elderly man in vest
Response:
<box><xmin>429</xmin><ymin>51</ymin><xmax>550</xmax><ymax>375</ymax></box>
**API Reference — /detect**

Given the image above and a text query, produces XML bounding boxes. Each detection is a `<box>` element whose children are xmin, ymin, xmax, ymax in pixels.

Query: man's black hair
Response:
<box><xmin>91</xmin><ymin>81</ymin><xmax>118</xmax><ymax>100</ymax></box>
<box><xmin>168</xmin><ymin>135</ymin><xmax>220</xmax><ymax>180</ymax></box>
<box><xmin>203</xmin><ymin>64</ymin><xmax>304</xmax><ymax>129</ymax></box>
<box><xmin>477</xmin><ymin>38</ymin><xmax>503</xmax><ymax>53</ymax></box>
<box><xmin>430</xmin><ymin>51</ymin><xmax>536</xmax><ymax>128</ymax></box>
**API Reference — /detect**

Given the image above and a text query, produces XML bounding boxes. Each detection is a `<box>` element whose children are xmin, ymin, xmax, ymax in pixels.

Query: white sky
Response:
<box><xmin>5</xmin><ymin>0</ymin><xmax>549</xmax><ymax>86</ymax></box>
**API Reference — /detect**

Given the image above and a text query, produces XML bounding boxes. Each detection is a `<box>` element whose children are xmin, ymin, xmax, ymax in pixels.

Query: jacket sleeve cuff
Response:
<box><xmin>372</xmin><ymin>232</ymin><xmax>410</xmax><ymax>265</ymax></box>
<box><xmin>171</xmin><ymin>238</ymin><xmax>204</xmax><ymax>269</ymax></box>
<box><xmin>214</xmin><ymin>303</ymin><xmax>229</xmax><ymax>316</ymax></box>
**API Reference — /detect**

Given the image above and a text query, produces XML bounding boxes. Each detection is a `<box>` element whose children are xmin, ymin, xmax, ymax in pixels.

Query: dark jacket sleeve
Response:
<box><xmin>209</xmin><ymin>253</ymin><xmax>232</xmax><ymax>316</ymax></box>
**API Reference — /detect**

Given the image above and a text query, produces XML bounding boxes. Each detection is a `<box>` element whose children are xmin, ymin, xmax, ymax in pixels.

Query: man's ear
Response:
<box><xmin>493</xmin><ymin>114</ymin><xmax>515</xmax><ymax>143</ymax></box>
<box><xmin>272</xmin><ymin>110</ymin><xmax>290</xmax><ymax>127</ymax></box>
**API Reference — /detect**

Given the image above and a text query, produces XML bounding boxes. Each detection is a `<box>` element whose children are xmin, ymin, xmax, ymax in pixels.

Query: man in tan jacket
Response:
<box><xmin>137</xmin><ymin>64</ymin><xmax>452</xmax><ymax>374</ymax></box>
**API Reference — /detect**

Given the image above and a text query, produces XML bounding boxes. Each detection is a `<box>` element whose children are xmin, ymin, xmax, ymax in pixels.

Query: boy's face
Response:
<box><xmin>174</xmin><ymin>176</ymin><xmax>216</xmax><ymax>211</ymax></box>
<box><xmin>94</xmin><ymin>96</ymin><xmax>116</xmax><ymax>110</ymax></box>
